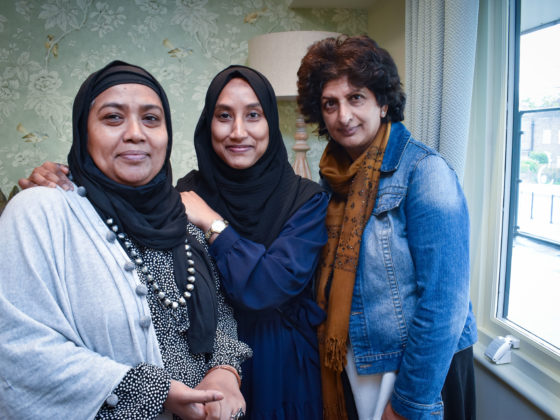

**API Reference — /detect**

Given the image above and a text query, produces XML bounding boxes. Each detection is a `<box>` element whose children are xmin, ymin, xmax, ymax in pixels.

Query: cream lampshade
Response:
<box><xmin>248</xmin><ymin>31</ymin><xmax>340</xmax><ymax>179</ymax></box>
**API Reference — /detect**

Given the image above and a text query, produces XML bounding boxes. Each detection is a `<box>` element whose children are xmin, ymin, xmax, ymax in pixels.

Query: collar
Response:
<box><xmin>380</xmin><ymin>121</ymin><xmax>411</xmax><ymax>173</ymax></box>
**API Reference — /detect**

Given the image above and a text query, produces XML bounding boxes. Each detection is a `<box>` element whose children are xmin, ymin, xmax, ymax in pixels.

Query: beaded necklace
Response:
<box><xmin>105</xmin><ymin>217</ymin><xmax>195</xmax><ymax>310</ymax></box>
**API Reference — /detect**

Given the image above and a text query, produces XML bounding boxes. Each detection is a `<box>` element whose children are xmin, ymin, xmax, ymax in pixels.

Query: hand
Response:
<box><xmin>196</xmin><ymin>366</ymin><xmax>245</xmax><ymax>420</ymax></box>
<box><xmin>381</xmin><ymin>402</ymin><xmax>407</xmax><ymax>420</ymax></box>
<box><xmin>164</xmin><ymin>379</ymin><xmax>223</xmax><ymax>420</ymax></box>
<box><xmin>180</xmin><ymin>191</ymin><xmax>222</xmax><ymax>233</ymax></box>
<box><xmin>18</xmin><ymin>162</ymin><xmax>73</xmax><ymax>191</ymax></box>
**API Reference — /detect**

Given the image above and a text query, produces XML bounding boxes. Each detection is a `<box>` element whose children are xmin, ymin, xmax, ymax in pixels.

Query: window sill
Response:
<box><xmin>473</xmin><ymin>334</ymin><xmax>560</xmax><ymax>419</ymax></box>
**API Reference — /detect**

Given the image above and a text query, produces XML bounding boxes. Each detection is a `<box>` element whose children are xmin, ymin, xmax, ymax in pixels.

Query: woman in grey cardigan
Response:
<box><xmin>0</xmin><ymin>61</ymin><xmax>251</xmax><ymax>420</ymax></box>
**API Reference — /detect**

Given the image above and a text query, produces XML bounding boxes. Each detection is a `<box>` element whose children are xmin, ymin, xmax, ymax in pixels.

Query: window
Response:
<box><xmin>502</xmin><ymin>2</ymin><xmax>560</xmax><ymax>353</ymax></box>
<box><xmin>466</xmin><ymin>1</ymin><xmax>560</xmax><ymax>414</ymax></box>
<box><xmin>541</xmin><ymin>129</ymin><xmax>551</xmax><ymax>145</ymax></box>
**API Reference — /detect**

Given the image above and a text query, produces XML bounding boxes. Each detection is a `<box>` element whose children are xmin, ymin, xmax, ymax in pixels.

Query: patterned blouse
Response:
<box><xmin>96</xmin><ymin>223</ymin><xmax>251</xmax><ymax>419</ymax></box>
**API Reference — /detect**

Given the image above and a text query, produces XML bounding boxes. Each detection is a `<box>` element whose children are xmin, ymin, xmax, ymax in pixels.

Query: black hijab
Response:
<box><xmin>68</xmin><ymin>60</ymin><xmax>216</xmax><ymax>354</ymax></box>
<box><xmin>176</xmin><ymin>65</ymin><xmax>323</xmax><ymax>247</ymax></box>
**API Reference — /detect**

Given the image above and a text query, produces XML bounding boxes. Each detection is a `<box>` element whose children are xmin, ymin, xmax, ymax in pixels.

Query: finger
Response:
<box><xmin>48</xmin><ymin>164</ymin><xmax>73</xmax><ymax>190</ymax></box>
<box><xmin>204</xmin><ymin>400</ymin><xmax>221</xmax><ymax>420</ymax></box>
<box><xmin>31</xmin><ymin>168</ymin><xmax>72</xmax><ymax>191</ymax></box>
<box><xmin>178</xmin><ymin>389</ymin><xmax>223</xmax><ymax>405</ymax></box>
<box><xmin>43</xmin><ymin>161</ymin><xmax>65</xmax><ymax>172</ymax></box>
<box><xmin>18</xmin><ymin>178</ymin><xmax>37</xmax><ymax>190</ymax></box>
<box><xmin>54</xmin><ymin>168</ymin><xmax>74</xmax><ymax>191</ymax></box>
<box><xmin>28</xmin><ymin>172</ymin><xmax>60</xmax><ymax>190</ymax></box>
<box><xmin>39</xmin><ymin>161</ymin><xmax>63</xmax><ymax>178</ymax></box>
<box><xmin>183</xmin><ymin>402</ymin><xmax>207</xmax><ymax>419</ymax></box>
<box><xmin>56</xmin><ymin>163</ymin><xmax>70</xmax><ymax>174</ymax></box>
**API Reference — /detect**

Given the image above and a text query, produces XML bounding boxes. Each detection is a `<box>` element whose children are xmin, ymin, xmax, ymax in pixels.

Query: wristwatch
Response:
<box><xmin>204</xmin><ymin>219</ymin><xmax>229</xmax><ymax>241</ymax></box>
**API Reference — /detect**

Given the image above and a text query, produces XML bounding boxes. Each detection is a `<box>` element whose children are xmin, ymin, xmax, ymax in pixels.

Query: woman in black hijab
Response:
<box><xmin>177</xmin><ymin>66</ymin><xmax>328</xmax><ymax>420</ymax></box>
<box><xmin>20</xmin><ymin>64</ymin><xmax>327</xmax><ymax>420</ymax></box>
<box><xmin>4</xmin><ymin>61</ymin><xmax>250</xmax><ymax>420</ymax></box>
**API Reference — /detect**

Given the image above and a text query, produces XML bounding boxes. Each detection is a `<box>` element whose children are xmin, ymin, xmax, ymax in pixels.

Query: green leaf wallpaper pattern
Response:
<box><xmin>0</xmin><ymin>0</ymin><xmax>366</xmax><ymax>191</ymax></box>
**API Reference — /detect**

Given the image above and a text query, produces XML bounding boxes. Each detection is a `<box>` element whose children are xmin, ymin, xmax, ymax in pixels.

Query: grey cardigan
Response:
<box><xmin>0</xmin><ymin>185</ymin><xmax>233</xmax><ymax>419</ymax></box>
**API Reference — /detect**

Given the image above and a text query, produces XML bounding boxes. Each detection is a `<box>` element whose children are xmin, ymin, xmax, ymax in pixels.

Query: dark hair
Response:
<box><xmin>297</xmin><ymin>35</ymin><xmax>406</xmax><ymax>138</ymax></box>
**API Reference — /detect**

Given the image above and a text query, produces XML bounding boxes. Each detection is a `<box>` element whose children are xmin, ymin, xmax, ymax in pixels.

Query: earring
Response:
<box><xmin>381</xmin><ymin>111</ymin><xmax>386</xmax><ymax>118</ymax></box>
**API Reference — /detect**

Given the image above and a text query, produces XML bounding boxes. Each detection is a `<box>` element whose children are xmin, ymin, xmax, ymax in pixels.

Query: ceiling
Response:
<box><xmin>289</xmin><ymin>0</ymin><xmax>377</xmax><ymax>9</ymax></box>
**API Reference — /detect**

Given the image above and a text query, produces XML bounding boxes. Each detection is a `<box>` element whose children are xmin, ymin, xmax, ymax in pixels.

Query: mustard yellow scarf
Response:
<box><xmin>316</xmin><ymin>122</ymin><xmax>391</xmax><ymax>419</ymax></box>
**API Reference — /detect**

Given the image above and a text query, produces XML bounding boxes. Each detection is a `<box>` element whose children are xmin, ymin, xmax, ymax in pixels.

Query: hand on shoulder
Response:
<box><xmin>18</xmin><ymin>161</ymin><xmax>73</xmax><ymax>191</ymax></box>
<box><xmin>180</xmin><ymin>191</ymin><xmax>222</xmax><ymax>233</ymax></box>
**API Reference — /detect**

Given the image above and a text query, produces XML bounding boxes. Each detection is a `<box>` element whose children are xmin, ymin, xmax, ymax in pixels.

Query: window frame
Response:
<box><xmin>468</xmin><ymin>0</ymin><xmax>560</xmax><ymax>416</ymax></box>
<box><xmin>500</xmin><ymin>0</ymin><xmax>560</xmax><ymax>357</ymax></box>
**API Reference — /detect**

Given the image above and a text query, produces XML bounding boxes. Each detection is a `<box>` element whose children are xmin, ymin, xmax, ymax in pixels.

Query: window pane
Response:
<box><xmin>505</xmin><ymin>10</ymin><xmax>560</xmax><ymax>351</ymax></box>
<box><xmin>517</xmin><ymin>110</ymin><xmax>560</xmax><ymax>239</ymax></box>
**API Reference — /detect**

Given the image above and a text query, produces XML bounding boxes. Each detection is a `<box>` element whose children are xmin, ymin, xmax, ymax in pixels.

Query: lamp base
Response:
<box><xmin>292</xmin><ymin>112</ymin><xmax>312</xmax><ymax>180</ymax></box>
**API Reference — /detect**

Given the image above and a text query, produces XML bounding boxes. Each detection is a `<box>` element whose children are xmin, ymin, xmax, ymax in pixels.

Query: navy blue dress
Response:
<box><xmin>209</xmin><ymin>192</ymin><xmax>328</xmax><ymax>419</ymax></box>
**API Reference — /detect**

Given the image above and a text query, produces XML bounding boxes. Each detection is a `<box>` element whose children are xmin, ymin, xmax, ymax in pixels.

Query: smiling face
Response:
<box><xmin>210</xmin><ymin>78</ymin><xmax>269</xmax><ymax>169</ymax></box>
<box><xmin>321</xmin><ymin>75</ymin><xmax>388</xmax><ymax>161</ymax></box>
<box><xmin>86</xmin><ymin>83</ymin><xmax>168</xmax><ymax>187</ymax></box>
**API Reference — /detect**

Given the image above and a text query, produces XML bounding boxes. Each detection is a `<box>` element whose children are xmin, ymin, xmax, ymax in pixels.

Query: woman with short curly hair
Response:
<box><xmin>297</xmin><ymin>35</ymin><xmax>477</xmax><ymax>420</ymax></box>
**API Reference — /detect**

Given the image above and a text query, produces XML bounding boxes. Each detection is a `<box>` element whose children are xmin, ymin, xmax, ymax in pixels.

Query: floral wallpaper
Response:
<box><xmin>0</xmin><ymin>0</ymin><xmax>367</xmax><ymax>194</ymax></box>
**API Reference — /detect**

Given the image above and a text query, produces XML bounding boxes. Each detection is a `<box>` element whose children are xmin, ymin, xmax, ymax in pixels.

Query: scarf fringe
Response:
<box><xmin>324</xmin><ymin>337</ymin><xmax>347</xmax><ymax>372</ymax></box>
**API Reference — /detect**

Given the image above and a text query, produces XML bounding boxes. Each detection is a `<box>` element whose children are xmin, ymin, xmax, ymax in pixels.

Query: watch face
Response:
<box><xmin>212</xmin><ymin>220</ymin><xmax>227</xmax><ymax>232</ymax></box>
<box><xmin>206</xmin><ymin>219</ymin><xmax>228</xmax><ymax>241</ymax></box>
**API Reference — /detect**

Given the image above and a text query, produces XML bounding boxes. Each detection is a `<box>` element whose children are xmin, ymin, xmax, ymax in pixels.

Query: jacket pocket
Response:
<box><xmin>373</xmin><ymin>185</ymin><xmax>406</xmax><ymax>215</ymax></box>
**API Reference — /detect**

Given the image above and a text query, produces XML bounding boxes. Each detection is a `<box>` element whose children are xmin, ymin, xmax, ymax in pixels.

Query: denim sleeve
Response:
<box><xmin>209</xmin><ymin>192</ymin><xmax>328</xmax><ymax>311</ymax></box>
<box><xmin>390</xmin><ymin>154</ymin><xmax>470</xmax><ymax>420</ymax></box>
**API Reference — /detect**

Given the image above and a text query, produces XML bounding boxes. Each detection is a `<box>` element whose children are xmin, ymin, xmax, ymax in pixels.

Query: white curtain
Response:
<box><xmin>405</xmin><ymin>0</ymin><xmax>479</xmax><ymax>181</ymax></box>
<box><xmin>463</xmin><ymin>0</ymin><xmax>510</xmax><ymax>312</ymax></box>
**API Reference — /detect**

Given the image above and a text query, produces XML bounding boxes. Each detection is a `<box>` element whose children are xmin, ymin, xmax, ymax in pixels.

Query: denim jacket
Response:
<box><xmin>343</xmin><ymin>123</ymin><xmax>477</xmax><ymax>419</ymax></box>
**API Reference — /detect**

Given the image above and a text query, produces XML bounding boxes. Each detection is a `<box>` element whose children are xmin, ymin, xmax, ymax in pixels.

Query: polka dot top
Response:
<box><xmin>96</xmin><ymin>223</ymin><xmax>252</xmax><ymax>419</ymax></box>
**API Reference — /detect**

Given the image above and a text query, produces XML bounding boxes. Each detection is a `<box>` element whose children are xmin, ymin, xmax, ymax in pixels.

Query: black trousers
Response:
<box><xmin>441</xmin><ymin>345</ymin><xmax>476</xmax><ymax>420</ymax></box>
<box><xmin>343</xmin><ymin>345</ymin><xmax>476</xmax><ymax>420</ymax></box>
